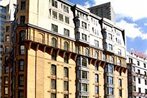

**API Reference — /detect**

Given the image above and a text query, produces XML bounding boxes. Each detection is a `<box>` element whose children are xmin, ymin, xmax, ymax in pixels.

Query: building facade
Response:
<box><xmin>2</xmin><ymin>0</ymin><xmax>127</xmax><ymax>98</ymax></box>
<box><xmin>127</xmin><ymin>51</ymin><xmax>147</xmax><ymax>98</ymax></box>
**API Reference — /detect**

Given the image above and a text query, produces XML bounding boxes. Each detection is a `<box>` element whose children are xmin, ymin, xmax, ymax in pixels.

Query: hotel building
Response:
<box><xmin>2</xmin><ymin>0</ymin><xmax>127</xmax><ymax>98</ymax></box>
<box><xmin>127</xmin><ymin>51</ymin><xmax>147</xmax><ymax>98</ymax></box>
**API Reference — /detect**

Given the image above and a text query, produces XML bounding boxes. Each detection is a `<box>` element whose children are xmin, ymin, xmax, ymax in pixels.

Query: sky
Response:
<box><xmin>69</xmin><ymin>0</ymin><xmax>147</xmax><ymax>54</ymax></box>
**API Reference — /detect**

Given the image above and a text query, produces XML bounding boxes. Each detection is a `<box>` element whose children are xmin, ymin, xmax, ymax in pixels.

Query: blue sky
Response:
<box><xmin>69</xmin><ymin>0</ymin><xmax>147</xmax><ymax>54</ymax></box>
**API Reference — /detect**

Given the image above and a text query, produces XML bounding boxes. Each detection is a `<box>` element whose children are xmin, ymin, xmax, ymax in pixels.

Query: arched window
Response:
<box><xmin>19</xmin><ymin>30</ymin><xmax>25</xmax><ymax>42</ymax></box>
<box><xmin>52</xmin><ymin>37</ymin><xmax>57</xmax><ymax>48</ymax></box>
<box><xmin>85</xmin><ymin>48</ymin><xmax>89</xmax><ymax>56</ymax></box>
<box><xmin>82</xmin><ymin>57</ymin><xmax>87</xmax><ymax>67</ymax></box>
<box><xmin>64</xmin><ymin>41</ymin><xmax>69</xmax><ymax>51</ymax></box>
<box><xmin>94</xmin><ymin>51</ymin><xmax>99</xmax><ymax>59</ymax></box>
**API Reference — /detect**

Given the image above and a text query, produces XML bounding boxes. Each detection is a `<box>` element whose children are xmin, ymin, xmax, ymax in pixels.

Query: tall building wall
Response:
<box><xmin>127</xmin><ymin>51</ymin><xmax>147</xmax><ymax>98</ymax></box>
<box><xmin>2</xmin><ymin>0</ymin><xmax>127</xmax><ymax>98</ymax></box>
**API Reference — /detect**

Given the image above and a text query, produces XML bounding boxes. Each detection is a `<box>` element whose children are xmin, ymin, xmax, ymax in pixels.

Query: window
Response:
<box><xmin>119</xmin><ymin>89</ymin><xmax>122</xmax><ymax>97</ymax></box>
<box><xmin>138</xmin><ymin>69</ymin><xmax>140</xmax><ymax>74</ymax></box>
<box><xmin>134</xmin><ymin>86</ymin><xmax>136</xmax><ymax>91</ymax></box>
<box><xmin>107</xmin><ymin>64</ymin><xmax>113</xmax><ymax>73</ymax></box>
<box><xmin>64</xmin><ymin>41</ymin><xmax>69</xmax><ymax>51</ymax></box>
<box><xmin>85</xmin><ymin>48</ymin><xmax>89</xmax><ymax>56</ymax></box>
<box><xmin>20</xmin><ymin>45</ymin><xmax>25</xmax><ymax>55</ymax></box>
<box><xmin>51</xmin><ymin>93</ymin><xmax>56</xmax><ymax>98</ymax></box>
<box><xmin>82</xmin><ymin>33</ymin><xmax>87</xmax><ymax>41</ymax></box>
<box><xmin>5</xmin><ymin>35</ymin><xmax>10</xmax><ymax>42</ymax></box>
<box><xmin>4</xmin><ymin>87</ymin><xmax>8</xmax><ymax>95</ymax></box>
<box><xmin>117</xmin><ymin>59</ymin><xmax>121</xmax><ymax>65</ymax></box>
<box><xmin>63</xmin><ymin>5</ymin><xmax>69</xmax><ymax>13</ymax></box>
<box><xmin>95</xmin><ymin>74</ymin><xmax>99</xmax><ymax>83</ymax></box>
<box><xmin>6</xmin><ymin>26</ymin><xmax>10</xmax><ymax>32</ymax></box>
<box><xmin>4</xmin><ymin>66</ymin><xmax>9</xmax><ymax>73</ymax></box>
<box><xmin>82</xmin><ymin>57</ymin><xmax>87</xmax><ymax>67</ymax></box>
<box><xmin>138</xmin><ymin>78</ymin><xmax>141</xmax><ymax>84</ymax></box>
<box><xmin>51</xmin><ymin>79</ymin><xmax>56</xmax><ymax>89</ymax></box>
<box><xmin>64</xmin><ymin>94</ymin><xmax>68</xmax><ymax>98</ymax></box>
<box><xmin>19</xmin><ymin>30</ymin><xmax>25</xmax><ymax>42</ymax></box>
<box><xmin>81</xmin><ymin>83</ymin><xmax>88</xmax><ymax>92</ymax></box>
<box><xmin>59</xmin><ymin>13</ymin><xmax>63</xmax><ymax>21</ymax></box>
<box><xmin>145</xmin><ymin>89</ymin><xmax>147</xmax><ymax>94</ymax></box>
<box><xmin>95</xmin><ymin>64</ymin><xmax>99</xmax><ymax>71</ymax></box>
<box><xmin>20</xmin><ymin>16</ymin><xmax>25</xmax><ymax>24</ymax></box>
<box><xmin>64</xmin><ymin>81</ymin><xmax>68</xmax><ymax>91</ymax></box>
<box><xmin>51</xmin><ymin>64</ymin><xmax>56</xmax><ymax>75</ymax></box>
<box><xmin>108</xmin><ymin>33</ymin><xmax>112</xmax><ymax>40</ymax></box>
<box><xmin>51</xmin><ymin>38</ymin><xmax>57</xmax><ymax>48</ymax></box>
<box><xmin>94</xmin><ymin>40</ymin><xmax>99</xmax><ymax>48</ymax></box>
<box><xmin>94</xmin><ymin>51</ymin><xmax>99</xmax><ymax>59</ymax></box>
<box><xmin>20</xmin><ymin>1</ymin><xmax>26</xmax><ymax>10</ymax></box>
<box><xmin>5</xmin><ymin>46</ymin><xmax>9</xmax><ymax>53</ymax></box>
<box><xmin>145</xmin><ymin>71</ymin><xmax>146</xmax><ymax>76</ymax></box>
<box><xmin>129</xmin><ymin>58</ymin><xmax>133</xmax><ymax>63</ymax></box>
<box><xmin>137</xmin><ymin>61</ymin><xmax>140</xmax><ymax>66</ymax></box>
<box><xmin>51</xmin><ymin>24</ymin><xmax>58</xmax><ymax>33</ymax></box>
<box><xmin>119</xmin><ymin>79</ymin><xmax>122</xmax><ymax>87</ymax></box>
<box><xmin>19</xmin><ymin>75</ymin><xmax>24</xmax><ymax>86</ymax></box>
<box><xmin>19</xmin><ymin>60</ymin><xmax>24</xmax><ymax>71</ymax></box>
<box><xmin>82</xmin><ymin>71</ymin><xmax>88</xmax><ymax>79</ymax></box>
<box><xmin>64</xmin><ymin>28</ymin><xmax>70</xmax><ymax>37</ymax></box>
<box><xmin>51</xmin><ymin>51</ymin><xmax>57</xmax><ymax>60</ymax></box>
<box><xmin>52</xmin><ymin>0</ymin><xmax>57</xmax><ymax>8</ymax></box>
<box><xmin>118</xmin><ymin>49</ymin><xmax>121</xmax><ymax>55</ymax></box>
<box><xmin>18</xmin><ymin>90</ymin><xmax>24</xmax><ymax>98</ymax></box>
<box><xmin>107</xmin><ymin>87</ymin><xmax>114</xmax><ymax>95</ymax></box>
<box><xmin>65</xmin><ymin>16</ymin><xmax>69</xmax><ymax>24</ymax></box>
<box><xmin>145</xmin><ymin>80</ymin><xmax>147</xmax><ymax>85</ymax></box>
<box><xmin>64</xmin><ymin>67</ymin><xmax>68</xmax><ymax>77</ymax></box>
<box><xmin>95</xmin><ymin>86</ymin><xmax>99</xmax><ymax>94</ymax></box>
<box><xmin>110</xmin><ymin>56</ymin><xmax>114</xmax><ymax>63</ymax></box>
<box><xmin>108</xmin><ymin>44</ymin><xmax>113</xmax><ymax>51</ymax></box>
<box><xmin>4</xmin><ymin>77</ymin><xmax>8</xmax><ymax>84</ymax></box>
<box><xmin>144</xmin><ymin>63</ymin><xmax>146</xmax><ymax>68</ymax></box>
<box><xmin>107</xmin><ymin>76</ymin><xmax>113</xmax><ymax>85</ymax></box>
<box><xmin>138</xmin><ymin>88</ymin><xmax>141</xmax><ymax>93</ymax></box>
<box><xmin>52</xmin><ymin>11</ymin><xmax>57</xmax><ymax>19</ymax></box>
<box><xmin>82</xmin><ymin>21</ymin><xmax>87</xmax><ymax>29</ymax></box>
<box><xmin>64</xmin><ymin>54</ymin><xmax>69</xmax><ymax>63</ymax></box>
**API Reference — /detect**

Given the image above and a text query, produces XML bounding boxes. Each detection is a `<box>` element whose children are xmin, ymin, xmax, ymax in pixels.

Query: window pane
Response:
<box><xmin>51</xmin><ymin>79</ymin><xmax>56</xmax><ymax>89</ymax></box>
<box><xmin>51</xmin><ymin>64</ymin><xmax>56</xmax><ymax>75</ymax></box>
<box><xmin>64</xmin><ymin>81</ymin><xmax>68</xmax><ymax>91</ymax></box>
<box><xmin>64</xmin><ymin>67</ymin><xmax>68</xmax><ymax>77</ymax></box>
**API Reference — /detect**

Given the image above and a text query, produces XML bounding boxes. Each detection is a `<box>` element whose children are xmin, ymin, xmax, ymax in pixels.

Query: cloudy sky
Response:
<box><xmin>69</xmin><ymin>0</ymin><xmax>147</xmax><ymax>54</ymax></box>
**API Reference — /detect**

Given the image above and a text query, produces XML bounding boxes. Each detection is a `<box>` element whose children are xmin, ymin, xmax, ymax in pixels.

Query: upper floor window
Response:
<box><xmin>52</xmin><ymin>11</ymin><xmax>57</xmax><ymax>19</ymax></box>
<box><xmin>118</xmin><ymin>49</ymin><xmax>121</xmax><ymax>55</ymax></box>
<box><xmin>94</xmin><ymin>40</ymin><xmax>99</xmax><ymax>48</ymax></box>
<box><xmin>59</xmin><ymin>13</ymin><xmax>63</xmax><ymax>21</ymax></box>
<box><xmin>129</xmin><ymin>58</ymin><xmax>133</xmax><ymax>63</ymax></box>
<box><xmin>51</xmin><ymin>37</ymin><xmax>57</xmax><ymax>48</ymax></box>
<box><xmin>95</xmin><ymin>74</ymin><xmax>99</xmax><ymax>83</ymax></box>
<box><xmin>137</xmin><ymin>61</ymin><xmax>140</xmax><ymax>66</ymax></box>
<box><xmin>144</xmin><ymin>63</ymin><xmax>146</xmax><ymax>68</ymax></box>
<box><xmin>85</xmin><ymin>48</ymin><xmax>89</xmax><ymax>56</ymax></box>
<box><xmin>65</xmin><ymin>16</ymin><xmax>69</xmax><ymax>24</ymax></box>
<box><xmin>52</xmin><ymin>0</ymin><xmax>58</xmax><ymax>8</ymax></box>
<box><xmin>64</xmin><ymin>67</ymin><xmax>68</xmax><ymax>77</ymax></box>
<box><xmin>64</xmin><ymin>28</ymin><xmax>70</xmax><ymax>37</ymax></box>
<box><xmin>19</xmin><ymin>59</ymin><xmax>24</xmax><ymax>71</ymax></box>
<box><xmin>108</xmin><ymin>44</ymin><xmax>113</xmax><ymax>51</ymax></box>
<box><xmin>81</xmin><ymin>83</ymin><xmax>88</xmax><ymax>92</ymax></box>
<box><xmin>51</xmin><ymin>51</ymin><xmax>57</xmax><ymax>60</ymax></box>
<box><xmin>119</xmin><ymin>79</ymin><xmax>122</xmax><ymax>87</ymax></box>
<box><xmin>82</xmin><ymin>21</ymin><xmax>87</xmax><ymax>29</ymax></box>
<box><xmin>107</xmin><ymin>64</ymin><xmax>113</xmax><ymax>73</ymax></box>
<box><xmin>82</xmin><ymin>70</ymin><xmax>88</xmax><ymax>79</ymax></box>
<box><xmin>20</xmin><ymin>16</ymin><xmax>25</xmax><ymax>24</ymax></box>
<box><xmin>19</xmin><ymin>30</ymin><xmax>26</xmax><ymax>42</ymax></box>
<box><xmin>5</xmin><ymin>35</ymin><xmax>10</xmax><ymax>42</ymax></box>
<box><xmin>107</xmin><ymin>76</ymin><xmax>113</xmax><ymax>85</ymax></box>
<box><xmin>20</xmin><ymin>1</ymin><xmax>26</xmax><ymax>10</ymax></box>
<box><xmin>64</xmin><ymin>54</ymin><xmax>69</xmax><ymax>63</ymax></box>
<box><xmin>18</xmin><ymin>90</ymin><xmax>24</xmax><ymax>98</ymax></box>
<box><xmin>108</xmin><ymin>33</ymin><xmax>112</xmax><ymax>40</ymax></box>
<box><xmin>6</xmin><ymin>26</ymin><xmax>10</xmax><ymax>32</ymax></box>
<box><xmin>64</xmin><ymin>41</ymin><xmax>69</xmax><ymax>51</ymax></box>
<box><xmin>107</xmin><ymin>87</ymin><xmax>114</xmax><ymax>95</ymax></box>
<box><xmin>51</xmin><ymin>64</ymin><xmax>56</xmax><ymax>75</ymax></box>
<box><xmin>51</xmin><ymin>79</ymin><xmax>56</xmax><ymax>89</ymax></box>
<box><xmin>20</xmin><ymin>45</ymin><xmax>25</xmax><ymax>55</ymax></box>
<box><xmin>51</xmin><ymin>24</ymin><xmax>58</xmax><ymax>33</ymax></box>
<box><xmin>18</xmin><ymin>75</ymin><xmax>24</xmax><ymax>86</ymax></box>
<box><xmin>82</xmin><ymin>33</ymin><xmax>87</xmax><ymax>41</ymax></box>
<box><xmin>64</xmin><ymin>81</ymin><xmax>69</xmax><ymax>91</ymax></box>
<box><xmin>94</xmin><ymin>51</ymin><xmax>99</xmax><ymax>59</ymax></box>
<box><xmin>82</xmin><ymin>57</ymin><xmax>87</xmax><ymax>67</ymax></box>
<box><xmin>51</xmin><ymin>93</ymin><xmax>56</xmax><ymax>98</ymax></box>
<box><xmin>63</xmin><ymin>5</ymin><xmax>69</xmax><ymax>13</ymax></box>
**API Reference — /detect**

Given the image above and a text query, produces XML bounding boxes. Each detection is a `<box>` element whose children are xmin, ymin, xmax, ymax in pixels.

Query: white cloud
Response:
<box><xmin>116</xmin><ymin>20</ymin><xmax>147</xmax><ymax>39</ymax></box>
<box><xmin>88</xmin><ymin>0</ymin><xmax>147</xmax><ymax>21</ymax></box>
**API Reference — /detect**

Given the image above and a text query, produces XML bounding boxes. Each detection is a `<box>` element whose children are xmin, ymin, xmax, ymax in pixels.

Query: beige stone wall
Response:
<box><xmin>27</xmin><ymin>48</ymin><xmax>76</xmax><ymax>98</ymax></box>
